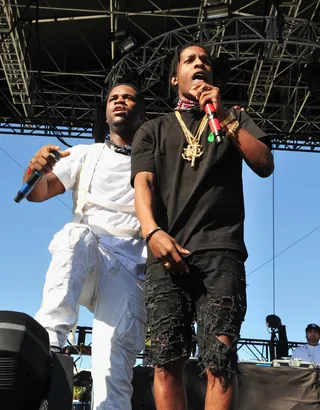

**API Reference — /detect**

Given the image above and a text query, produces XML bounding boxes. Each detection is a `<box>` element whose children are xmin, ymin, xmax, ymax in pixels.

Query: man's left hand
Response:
<box><xmin>189</xmin><ymin>82</ymin><xmax>227</xmax><ymax>119</ymax></box>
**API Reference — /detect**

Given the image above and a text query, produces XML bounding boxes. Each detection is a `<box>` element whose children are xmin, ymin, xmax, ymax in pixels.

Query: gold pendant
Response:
<box><xmin>182</xmin><ymin>142</ymin><xmax>203</xmax><ymax>168</ymax></box>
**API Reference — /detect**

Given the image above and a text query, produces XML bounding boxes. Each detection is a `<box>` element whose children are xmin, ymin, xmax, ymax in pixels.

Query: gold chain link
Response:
<box><xmin>175</xmin><ymin>111</ymin><xmax>208</xmax><ymax>168</ymax></box>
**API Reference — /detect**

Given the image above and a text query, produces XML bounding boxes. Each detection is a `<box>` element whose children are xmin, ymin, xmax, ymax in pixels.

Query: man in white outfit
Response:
<box><xmin>23</xmin><ymin>82</ymin><xmax>147</xmax><ymax>410</ymax></box>
<box><xmin>292</xmin><ymin>323</ymin><xmax>320</xmax><ymax>366</ymax></box>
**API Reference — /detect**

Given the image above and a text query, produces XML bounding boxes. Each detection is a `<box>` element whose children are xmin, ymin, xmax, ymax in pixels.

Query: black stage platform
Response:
<box><xmin>131</xmin><ymin>361</ymin><xmax>320</xmax><ymax>410</ymax></box>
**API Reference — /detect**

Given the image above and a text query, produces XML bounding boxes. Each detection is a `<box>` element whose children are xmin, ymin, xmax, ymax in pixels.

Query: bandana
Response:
<box><xmin>174</xmin><ymin>98</ymin><xmax>201</xmax><ymax>112</ymax></box>
<box><xmin>105</xmin><ymin>135</ymin><xmax>132</xmax><ymax>156</ymax></box>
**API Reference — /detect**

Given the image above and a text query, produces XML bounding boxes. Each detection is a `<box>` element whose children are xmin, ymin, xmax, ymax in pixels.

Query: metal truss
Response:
<box><xmin>104</xmin><ymin>14</ymin><xmax>320</xmax><ymax>151</ymax></box>
<box><xmin>237</xmin><ymin>338</ymin><xmax>303</xmax><ymax>362</ymax></box>
<box><xmin>72</xmin><ymin>326</ymin><xmax>304</xmax><ymax>362</ymax></box>
<box><xmin>0</xmin><ymin>1</ymin><xmax>320</xmax><ymax>152</ymax></box>
<box><xmin>2</xmin><ymin>120</ymin><xmax>320</xmax><ymax>153</ymax></box>
<box><xmin>0</xmin><ymin>119</ymin><xmax>92</xmax><ymax>139</ymax></box>
<box><xmin>0</xmin><ymin>0</ymin><xmax>31</xmax><ymax>117</ymax></box>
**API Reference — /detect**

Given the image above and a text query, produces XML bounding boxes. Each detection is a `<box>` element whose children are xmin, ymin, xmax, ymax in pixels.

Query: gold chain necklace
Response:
<box><xmin>175</xmin><ymin>111</ymin><xmax>208</xmax><ymax>168</ymax></box>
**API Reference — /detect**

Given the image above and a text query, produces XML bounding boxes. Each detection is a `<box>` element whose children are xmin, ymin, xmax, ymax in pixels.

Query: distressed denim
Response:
<box><xmin>145</xmin><ymin>250</ymin><xmax>247</xmax><ymax>383</ymax></box>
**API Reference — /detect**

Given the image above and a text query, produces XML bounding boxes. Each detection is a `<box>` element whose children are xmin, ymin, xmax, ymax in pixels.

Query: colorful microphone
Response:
<box><xmin>205</xmin><ymin>103</ymin><xmax>224</xmax><ymax>143</ymax></box>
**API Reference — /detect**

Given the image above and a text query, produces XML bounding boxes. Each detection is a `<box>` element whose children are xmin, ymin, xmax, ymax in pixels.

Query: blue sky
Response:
<box><xmin>1</xmin><ymin>133</ymin><xmax>319</xmax><ymax>364</ymax></box>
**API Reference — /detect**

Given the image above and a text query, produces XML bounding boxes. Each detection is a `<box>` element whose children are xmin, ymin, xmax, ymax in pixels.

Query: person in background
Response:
<box><xmin>292</xmin><ymin>324</ymin><xmax>320</xmax><ymax>365</ymax></box>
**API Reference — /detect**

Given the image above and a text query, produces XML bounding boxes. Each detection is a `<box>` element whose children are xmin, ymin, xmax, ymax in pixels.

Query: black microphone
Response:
<box><xmin>204</xmin><ymin>103</ymin><xmax>224</xmax><ymax>143</ymax></box>
<box><xmin>14</xmin><ymin>150</ymin><xmax>62</xmax><ymax>203</ymax></box>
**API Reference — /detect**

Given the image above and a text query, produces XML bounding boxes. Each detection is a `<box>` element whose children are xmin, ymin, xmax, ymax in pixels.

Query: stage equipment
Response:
<box><xmin>204</xmin><ymin>4</ymin><xmax>231</xmax><ymax>20</ymax></box>
<box><xmin>131</xmin><ymin>362</ymin><xmax>320</xmax><ymax>410</ymax></box>
<box><xmin>0</xmin><ymin>311</ymin><xmax>73</xmax><ymax>410</ymax></box>
<box><xmin>108</xmin><ymin>30</ymin><xmax>127</xmax><ymax>42</ymax></box>
<box><xmin>266</xmin><ymin>314</ymin><xmax>288</xmax><ymax>360</ymax></box>
<box><xmin>74</xmin><ymin>370</ymin><xmax>92</xmax><ymax>388</ymax></box>
<box><xmin>72</xmin><ymin>325</ymin><xmax>302</xmax><ymax>363</ymax></box>
<box><xmin>0</xmin><ymin>0</ymin><xmax>31</xmax><ymax>117</ymax></box>
<box><xmin>266</xmin><ymin>314</ymin><xmax>282</xmax><ymax>329</ymax></box>
<box><xmin>118</xmin><ymin>36</ymin><xmax>137</xmax><ymax>56</ymax></box>
<box><xmin>73</xmin><ymin>370</ymin><xmax>92</xmax><ymax>410</ymax></box>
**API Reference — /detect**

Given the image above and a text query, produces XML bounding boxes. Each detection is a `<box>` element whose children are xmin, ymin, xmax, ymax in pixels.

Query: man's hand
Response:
<box><xmin>189</xmin><ymin>82</ymin><xmax>227</xmax><ymax>119</ymax></box>
<box><xmin>233</xmin><ymin>105</ymin><xmax>245</xmax><ymax>111</ymax></box>
<box><xmin>148</xmin><ymin>230</ymin><xmax>190</xmax><ymax>273</ymax></box>
<box><xmin>29</xmin><ymin>145</ymin><xmax>70</xmax><ymax>175</ymax></box>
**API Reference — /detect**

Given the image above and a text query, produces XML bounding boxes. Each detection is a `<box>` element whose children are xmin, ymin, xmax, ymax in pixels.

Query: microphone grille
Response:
<box><xmin>49</xmin><ymin>150</ymin><xmax>62</xmax><ymax>162</ymax></box>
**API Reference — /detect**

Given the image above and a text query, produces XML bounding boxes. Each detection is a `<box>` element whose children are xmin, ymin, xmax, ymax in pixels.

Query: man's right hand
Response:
<box><xmin>29</xmin><ymin>145</ymin><xmax>70</xmax><ymax>175</ymax></box>
<box><xmin>148</xmin><ymin>230</ymin><xmax>190</xmax><ymax>273</ymax></box>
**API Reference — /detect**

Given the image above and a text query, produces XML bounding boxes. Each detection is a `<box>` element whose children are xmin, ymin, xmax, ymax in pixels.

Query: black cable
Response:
<box><xmin>247</xmin><ymin>223</ymin><xmax>320</xmax><ymax>278</ymax></box>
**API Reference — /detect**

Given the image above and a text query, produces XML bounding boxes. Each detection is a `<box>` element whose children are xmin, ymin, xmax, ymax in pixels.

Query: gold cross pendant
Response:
<box><xmin>182</xmin><ymin>142</ymin><xmax>203</xmax><ymax>168</ymax></box>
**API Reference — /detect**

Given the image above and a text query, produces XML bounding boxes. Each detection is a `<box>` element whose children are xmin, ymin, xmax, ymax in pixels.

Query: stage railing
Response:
<box><xmin>69</xmin><ymin>326</ymin><xmax>305</xmax><ymax>362</ymax></box>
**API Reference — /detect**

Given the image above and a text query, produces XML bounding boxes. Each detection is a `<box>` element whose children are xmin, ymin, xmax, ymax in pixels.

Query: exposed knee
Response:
<box><xmin>154</xmin><ymin>358</ymin><xmax>185</xmax><ymax>381</ymax></box>
<box><xmin>200</xmin><ymin>334</ymin><xmax>238</xmax><ymax>388</ymax></box>
<box><xmin>216</xmin><ymin>334</ymin><xmax>232</xmax><ymax>348</ymax></box>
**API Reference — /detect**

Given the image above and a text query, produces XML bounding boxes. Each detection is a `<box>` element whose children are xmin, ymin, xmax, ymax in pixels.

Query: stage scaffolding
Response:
<box><xmin>71</xmin><ymin>326</ymin><xmax>304</xmax><ymax>363</ymax></box>
<box><xmin>0</xmin><ymin>0</ymin><xmax>319</xmax><ymax>151</ymax></box>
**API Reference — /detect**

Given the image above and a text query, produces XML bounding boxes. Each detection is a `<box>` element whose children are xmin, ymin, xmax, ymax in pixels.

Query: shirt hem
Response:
<box><xmin>146</xmin><ymin>242</ymin><xmax>248</xmax><ymax>266</ymax></box>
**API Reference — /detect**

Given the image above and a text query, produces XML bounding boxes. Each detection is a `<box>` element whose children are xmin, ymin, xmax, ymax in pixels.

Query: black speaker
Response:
<box><xmin>46</xmin><ymin>353</ymin><xmax>73</xmax><ymax>410</ymax></box>
<box><xmin>0</xmin><ymin>311</ymin><xmax>51</xmax><ymax>410</ymax></box>
<box><xmin>0</xmin><ymin>311</ymin><xmax>74</xmax><ymax>410</ymax></box>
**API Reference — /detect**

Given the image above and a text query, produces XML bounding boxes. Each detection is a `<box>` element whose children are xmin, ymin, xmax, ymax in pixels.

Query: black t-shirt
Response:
<box><xmin>131</xmin><ymin>108</ymin><xmax>270</xmax><ymax>262</ymax></box>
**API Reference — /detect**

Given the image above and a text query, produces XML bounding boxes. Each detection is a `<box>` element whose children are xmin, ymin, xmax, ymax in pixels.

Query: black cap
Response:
<box><xmin>305</xmin><ymin>323</ymin><xmax>320</xmax><ymax>333</ymax></box>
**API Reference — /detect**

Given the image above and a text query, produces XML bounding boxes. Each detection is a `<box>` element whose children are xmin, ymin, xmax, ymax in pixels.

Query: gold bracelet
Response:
<box><xmin>220</xmin><ymin>111</ymin><xmax>236</xmax><ymax>128</ymax></box>
<box><xmin>144</xmin><ymin>226</ymin><xmax>162</xmax><ymax>242</ymax></box>
<box><xmin>225</xmin><ymin>120</ymin><xmax>240</xmax><ymax>137</ymax></box>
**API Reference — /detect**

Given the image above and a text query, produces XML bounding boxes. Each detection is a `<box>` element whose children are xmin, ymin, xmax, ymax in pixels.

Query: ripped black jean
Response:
<box><xmin>145</xmin><ymin>250</ymin><xmax>247</xmax><ymax>381</ymax></box>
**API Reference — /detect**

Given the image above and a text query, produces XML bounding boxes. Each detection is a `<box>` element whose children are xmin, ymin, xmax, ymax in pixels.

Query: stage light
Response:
<box><xmin>266</xmin><ymin>314</ymin><xmax>282</xmax><ymax>329</ymax></box>
<box><xmin>0</xmin><ymin>311</ymin><xmax>73</xmax><ymax>410</ymax></box>
<box><xmin>204</xmin><ymin>4</ymin><xmax>231</xmax><ymax>20</ymax></box>
<box><xmin>266</xmin><ymin>314</ymin><xmax>288</xmax><ymax>359</ymax></box>
<box><xmin>118</xmin><ymin>36</ymin><xmax>137</xmax><ymax>56</ymax></box>
<box><xmin>108</xmin><ymin>30</ymin><xmax>127</xmax><ymax>42</ymax></box>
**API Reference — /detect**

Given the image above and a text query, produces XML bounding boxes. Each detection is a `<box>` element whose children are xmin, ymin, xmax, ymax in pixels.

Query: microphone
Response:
<box><xmin>14</xmin><ymin>150</ymin><xmax>61</xmax><ymax>203</ymax></box>
<box><xmin>204</xmin><ymin>103</ymin><xmax>224</xmax><ymax>143</ymax></box>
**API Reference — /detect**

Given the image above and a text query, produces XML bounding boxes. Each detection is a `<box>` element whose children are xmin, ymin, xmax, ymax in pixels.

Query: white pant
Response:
<box><xmin>35</xmin><ymin>223</ymin><xmax>147</xmax><ymax>410</ymax></box>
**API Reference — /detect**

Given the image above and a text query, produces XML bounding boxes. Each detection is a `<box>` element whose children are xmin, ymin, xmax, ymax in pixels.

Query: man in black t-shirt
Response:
<box><xmin>131</xmin><ymin>44</ymin><xmax>274</xmax><ymax>410</ymax></box>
